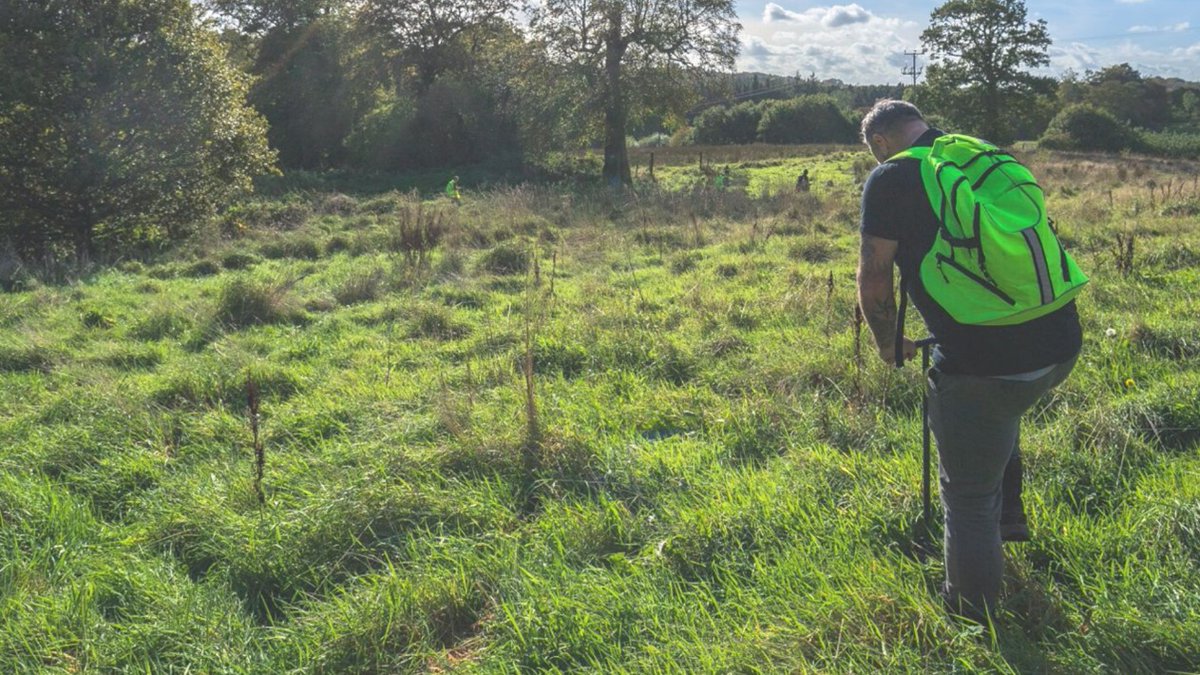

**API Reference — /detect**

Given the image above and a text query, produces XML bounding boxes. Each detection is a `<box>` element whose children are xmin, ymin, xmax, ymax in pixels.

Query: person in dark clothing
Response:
<box><xmin>855</xmin><ymin>99</ymin><xmax>1083</xmax><ymax>621</ymax></box>
<box><xmin>795</xmin><ymin>168</ymin><xmax>811</xmax><ymax>192</ymax></box>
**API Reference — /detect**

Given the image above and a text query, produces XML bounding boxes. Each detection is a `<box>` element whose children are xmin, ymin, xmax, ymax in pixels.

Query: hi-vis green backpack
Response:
<box><xmin>891</xmin><ymin>134</ymin><xmax>1088</xmax><ymax>327</ymax></box>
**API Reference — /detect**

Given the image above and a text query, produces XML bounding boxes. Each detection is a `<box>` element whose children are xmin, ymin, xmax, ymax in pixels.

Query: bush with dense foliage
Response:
<box><xmin>756</xmin><ymin>95</ymin><xmax>857</xmax><ymax>144</ymax></box>
<box><xmin>0</xmin><ymin>0</ymin><xmax>274</xmax><ymax>266</ymax></box>
<box><xmin>1039</xmin><ymin>104</ymin><xmax>1136</xmax><ymax>152</ymax></box>
<box><xmin>692</xmin><ymin>102</ymin><xmax>763</xmax><ymax>145</ymax></box>
<box><xmin>345</xmin><ymin>80</ymin><xmax>520</xmax><ymax>171</ymax></box>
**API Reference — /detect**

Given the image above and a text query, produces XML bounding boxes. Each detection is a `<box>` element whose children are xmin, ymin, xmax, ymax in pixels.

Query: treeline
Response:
<box><xmin>3</xmin><ymin>0</ymin><xmax>1197</xmax><ymax>276</ymax></box>
<box><xmin>0</xmin><ymin>0</ymin><xmax>739</xmax><ymax>270</ymax></box>
<box><xmin>690</xmin><ymin>95</ymin><xmax>860</xmax><ymax>146</ymax></box>
<box><xmin>688</xmin><ymin>64</ymin><xmax>1200</xmax><ymax>154</ymax></box>
<box><xmin>213</xmin><ymin>0</ymin><xmax>533</xmax><ymax>173</ymax></box>
<box><xmin>208</xmin><ymin>0</ymin><xmax>739</xmax><ymax>184</ymax></box>
<box><xmin>1039</xmin><ymin>66</ymin><xmax>1200</xmax><ymax>156</ymax></box>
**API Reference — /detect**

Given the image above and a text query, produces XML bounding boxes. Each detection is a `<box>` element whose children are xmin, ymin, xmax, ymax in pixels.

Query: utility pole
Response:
<box><xmin>902</xmin><ymin>49</ymin><xmax>925</xmax><ymax>89</ymax></box>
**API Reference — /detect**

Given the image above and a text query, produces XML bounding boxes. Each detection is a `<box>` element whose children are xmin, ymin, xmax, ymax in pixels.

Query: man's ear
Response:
<box><xmin>870</xmin><ymin>132</ymin><xmax>889</xmax><ymax>157</ymax></box>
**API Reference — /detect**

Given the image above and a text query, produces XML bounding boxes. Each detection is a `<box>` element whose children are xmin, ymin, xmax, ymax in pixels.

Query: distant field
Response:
<box><xmin>2</xmin><ymin>147</ymin><xmax>1199</xmax><ymax>672</ymax></box>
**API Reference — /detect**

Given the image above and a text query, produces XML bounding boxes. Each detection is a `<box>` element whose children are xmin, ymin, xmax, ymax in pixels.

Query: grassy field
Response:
<box><xmin>2</xmin><ymin>145</ymin><xmax>1199</xmax><ymax>672</ymax></box>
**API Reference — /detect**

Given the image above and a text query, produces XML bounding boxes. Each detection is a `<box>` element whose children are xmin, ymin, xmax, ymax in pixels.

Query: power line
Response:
<box><xmin>1056</xmin><ymin>26</ymin><xmax>1199</xmax><ymax>43</ymax></box>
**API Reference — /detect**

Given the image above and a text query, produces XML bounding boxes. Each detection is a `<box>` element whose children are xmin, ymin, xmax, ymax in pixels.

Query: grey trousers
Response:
<box><xmin>927</xmin><ymin>355</ymin><xmax>1078</xmax><ymax>615</ymax></box>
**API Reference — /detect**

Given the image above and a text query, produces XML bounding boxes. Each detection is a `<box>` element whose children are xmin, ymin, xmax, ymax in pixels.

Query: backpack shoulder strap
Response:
<box><xmin>887</xmin><ymin>146</ymin><xmax>931</xmax><ymax>162</ymax></box>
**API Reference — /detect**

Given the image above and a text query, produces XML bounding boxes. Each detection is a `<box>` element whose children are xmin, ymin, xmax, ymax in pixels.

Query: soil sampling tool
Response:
<box><xmin>898</xmin><ymin>335</ymin><xmax>939</xmax><ymax>556</ymax></box>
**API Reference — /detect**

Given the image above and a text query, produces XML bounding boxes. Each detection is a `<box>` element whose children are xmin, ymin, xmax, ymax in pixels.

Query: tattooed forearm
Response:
<box><xmin>861</xmin><ymin>294</ymin><xmax>896</xmax><ymax>350</ymax></box>
<box><xmin>856</xmin><ymin>234</ymin><xmax>898</xmax><ymax>354</ymax></box>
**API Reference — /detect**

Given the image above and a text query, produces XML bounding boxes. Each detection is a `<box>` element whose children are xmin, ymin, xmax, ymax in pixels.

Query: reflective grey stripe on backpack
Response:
<box><xmin>1021</xmin><ymin>228</ymin><xmax>1054</xmax><ymax>305</ymax></box>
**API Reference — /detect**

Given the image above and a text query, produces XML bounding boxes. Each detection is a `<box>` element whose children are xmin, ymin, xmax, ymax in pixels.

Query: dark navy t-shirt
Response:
<box><xmin>859</xmin><ymin>128</ymin><xmax>1082</xmax><ymax>376</ymax></box>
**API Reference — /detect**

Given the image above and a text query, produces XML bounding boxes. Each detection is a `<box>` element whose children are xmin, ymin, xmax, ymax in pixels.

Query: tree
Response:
<box><xmin>920</xmin><ymin>0</ymin><xmax>1051</xmax><ymax>143</ymax></box>
<box><xmin>0</xmin><ymin>0</ymin><xmax>273</xmax><ymax>266</ymax></box>
<box><xmin>203</xmin><ymin>0</ymin><xmax>339</xmax><ymax>34</ymax></box>
<box><xmin>357</xmin><ymin>0</ymin><xmax>516</xmax><ymax>94</ymax></box>
<box><xmin>1083</xmin><ymin>64</ymin><xmax>1169</xmax><ymax>131</ymax></box>
<box><xmin>532</xmin><ymin>0</ymin><xmax>740</xmax><ymax>185</ymax></box>
<box><xmin>248</xmin><ymin>16</ymin><xmax>368</xmax><ymax>168</ymax></box>
<box><xmin>204</xmin><ymin>1</ymin><xmax>369</xmax><ymax>169</ymax></box>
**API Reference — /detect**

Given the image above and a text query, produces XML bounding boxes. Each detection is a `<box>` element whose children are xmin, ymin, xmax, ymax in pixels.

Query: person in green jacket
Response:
<box><xmin>714</xmin><ymin>165</ymin><xmax>730</xmax><ymax>191</ymax></box>
<box><xmin>446</xmin><ymin>175</ymin><xmax>461</xmax><ymax>203</ymax></box>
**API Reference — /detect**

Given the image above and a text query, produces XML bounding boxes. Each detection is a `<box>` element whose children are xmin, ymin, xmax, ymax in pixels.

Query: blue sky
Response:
<box><xmin>735</xmin><ymin>0</ymin><xmax>1200</xmax><ymax>83</ymax></box>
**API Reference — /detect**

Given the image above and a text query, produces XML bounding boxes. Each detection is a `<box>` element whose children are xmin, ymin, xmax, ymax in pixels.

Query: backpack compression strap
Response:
<box><xmin>885</xmin><ymin>146</ymin><xmax>925</xmax><ymax>369</ymax></box>
<box><xmin>895</xmin><ymin>275</ymin><xmax>908</xmax><ymax>368</ymax></box>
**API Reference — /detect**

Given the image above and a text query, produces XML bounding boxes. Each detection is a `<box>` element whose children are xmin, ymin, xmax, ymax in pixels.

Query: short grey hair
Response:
<box><xmin>860</xmin><ymin>99</ymin><xmax>925</xmax><ymax>143</ymax></box>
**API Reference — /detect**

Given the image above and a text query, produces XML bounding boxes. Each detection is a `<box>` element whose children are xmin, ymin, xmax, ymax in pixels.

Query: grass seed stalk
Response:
<box><xmin>246</xmin><ymin>373</ymin><xmax>265</xmax><ymax>505</ymax></box>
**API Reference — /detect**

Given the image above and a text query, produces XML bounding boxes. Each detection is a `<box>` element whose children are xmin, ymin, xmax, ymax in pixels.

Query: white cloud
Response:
<box><xmin>741</xmin><ymin>3</ymin><xmax>1200</xmax><ymax>84</ymax></box>
<box><xmin>1129</xmin><ymin>21</ymin><xmax>1190</xmax><ymax>33</ymax></box>
<box><xmin>764</xmin><ymin>3</ymin><xmax>874</xmax><ymax>29</ymax></box>
<box><xmin>824</xmin><ymin>5</ymin><xmax>872</xmax><ymax>28</ymax></box>
<box><xmin>1048</xmin><ymin>40</ymin><xmax>1200</xmax><ymax>80</ymax></box>
<box><xmin>1116</xmin><ymin>0</ymin><xmax>1151</xmax><ymax>4</ymax></box>
<box><xmin>741</xmin><ymin>4</ymin><xmax>922</xmax><ymax>83</ymax></box>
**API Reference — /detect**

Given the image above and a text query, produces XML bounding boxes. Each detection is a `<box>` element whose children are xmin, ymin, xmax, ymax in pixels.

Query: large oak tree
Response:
<box><xmin>920</xmin><ymin>0</ymin><xmax>1050</xmax><ymax>143</ymax></box>
<box><xmin>532</xmin><ymin>0</ymin><xmax>740</xmax><ymax>185</ymax></box>
<box><xmin>357</xmin><ymin>0</ymin><xmax>517</xmax><ymax>94</ymax></box>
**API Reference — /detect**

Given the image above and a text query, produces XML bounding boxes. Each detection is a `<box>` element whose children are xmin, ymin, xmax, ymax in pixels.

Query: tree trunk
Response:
<box><xmin>982</xmin><ymin>79</ymin><xmax>1000</xmax><ymax>144</ymax></box>
<box><xmin>602</xmin><ymin>19</ymin><xmax>631</xmax><ymax>187</ymax></box>
<box><xmin>73</xmin><ymin>218</ymin><xmax>94</xmax><ymax>268</ymax></box>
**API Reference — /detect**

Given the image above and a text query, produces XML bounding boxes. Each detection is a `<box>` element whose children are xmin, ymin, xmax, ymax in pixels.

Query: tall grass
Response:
<box><xmin>1</xmin><ymin>148</ymin><xmax>1198</xmax><ymax>671</ymax></box>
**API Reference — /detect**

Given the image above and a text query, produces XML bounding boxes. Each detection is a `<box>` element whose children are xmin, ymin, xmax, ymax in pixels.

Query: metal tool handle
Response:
<box><xmin>920</xmin><ymin>339</ymin><xmax>933</xmax><ymax>536</ymax></box>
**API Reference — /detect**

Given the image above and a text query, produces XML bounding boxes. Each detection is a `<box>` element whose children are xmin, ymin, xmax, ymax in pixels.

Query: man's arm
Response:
<box><xmin>856</xmin><ymin>233</ymin><xmax>913</xmax><ymax>365</ymax></box>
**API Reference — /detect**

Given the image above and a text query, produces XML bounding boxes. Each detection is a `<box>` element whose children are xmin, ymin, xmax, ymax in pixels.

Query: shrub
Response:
<box><xmin>531</xmin><ymin>153</ymin><xmax>602</xmax><ymax>182</ymax></box>
<box><xmin>333</xmin><ymin>269</ymin><xmax>385</xmax><ymax>306</ymax></box>
<box><xmin>221</xmin><ymin>251</ymin><xmax>262</xmax><ymax>270</ymax></box>
<box><xmin>259</xmin><ymin>235</ymin><xmax>322</xmax><ymax>260</ymax></box>
<box><xmin>410</xmin><ymin>305</ymin><xmax>471</xmax><ymax>339</ymax></box>
<box><xmin>693</xmin><ymin>102</ymin><xmax>763</xmax><ymax>145</ymax></box>
<box><xmin>385</xmin><ymin>199</ymin><xmax>449</xmax><ymax>265</ymax></box>
<box><xmin>1040</xmin><ymin>105</ymin><xmax>1136</xmax><ymax>153</ymax></box>
<box><xmin>325</xmin><ymin>235</ymin><xmax>351</xmax><ymax>254</ymax></box>
<box><xmin>669</xmin><ymin>126</ymin><xmax>694</xmax><ymax>147</ymax></box>
<box><xmin>478</xmin><ymin>241</ymin><xmax>530</xmax><ymax>275</ymax></box>
<box><xmin>81</xmin><ymin>308</ymin><xmax>116</xmax><ymax>329</ymax></box>
<box><xmin>222</xmin><ymin>202</ymin><xmax>312</xmax><ymax>233</ymax></box>
<box><xmin>345</xmin><ymin>81</ymin><xmax>519</xmax><ymax>171</ymax></box>
<box><xmin>184</xmin><ymin>259</ymin><xmax>221</xmax><ymax>277</ymax></box>
<box><xmin>788</xmin><ymin>239</ymin><xmax>836</xmax><ymax>263</ymax></box>
<box><xmin>0</xmin><ymin>344</ymin><xmax>56</xmax><ymax>372</ymax></box>
<box><xmin>317</xmin><ymin>193</ymin><xmax>357</xmax><ymax>216</ymax></box>
<box><xmin>1136</xmin><ymin>130</ymin><xmax>1200</xmax><ymax>159</ymax></box>
<box><xmin>0</xmin><ymin>1</ymin><xmax>272</xmax><ymax>265</ymax></box>
<box><xmin>670</xmin><ymin>251</ymin><xmax>702</xmax><ymax>275</ymax></box>
<box><xmin>130</xmin><ymin>310</ymin><xmax>192</xmax><ymax>341</ymax></box>
<box><xmin>213</xmin><ymin>277</ymin><xmax>297</xmax><ymax>329</ymax></box>
<box><xmin>757</xmin><ymin>95</ymin><xmax>857</xmax><ymax>144</ymax></box>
